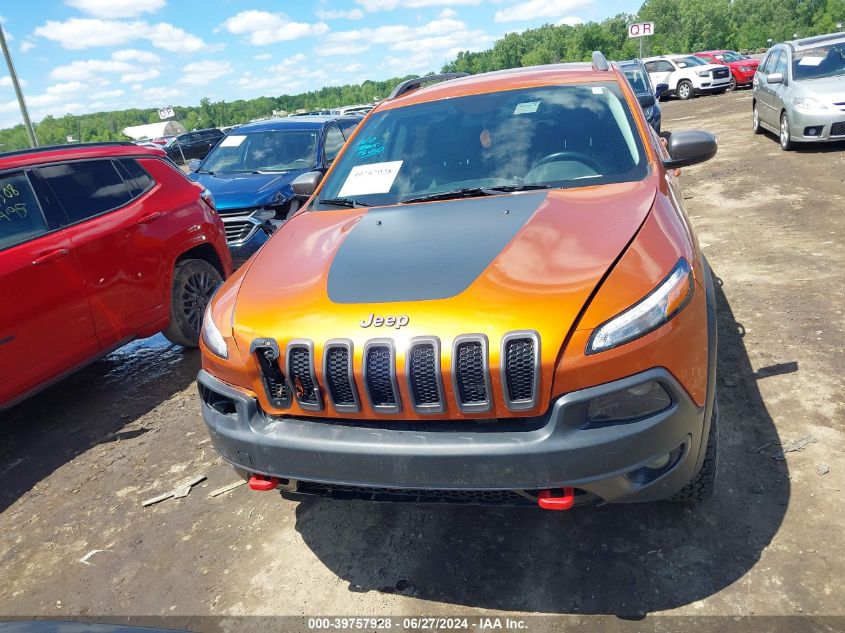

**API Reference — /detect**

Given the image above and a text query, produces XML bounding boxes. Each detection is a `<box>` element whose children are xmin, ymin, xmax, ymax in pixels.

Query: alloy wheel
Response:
<box><xmin>181</xmin><ymin>270</ymin><xmax>218</xmax><ymax>333</ymax></box>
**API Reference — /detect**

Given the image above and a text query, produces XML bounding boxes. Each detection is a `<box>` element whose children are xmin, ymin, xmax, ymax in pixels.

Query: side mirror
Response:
<box><xmin>638</xmin><ymin>94</ymin><xmax>656</xmax><ymax>109</ymax></box>
<box><xmin>291</xmin><ymin>171</ymin><xmax>324</xmax><ymax>200</ymax></box>
<box><xmin>766</xmin><ymin>72</ymin><xmax>783</xmax><ymax>85</ymax></box>
<box><xmin>187</xmin><ymin>159</ymin><xmax>201</xmax><ymax>172</ymax></box>
<box><xmin>663</xmin><ymin>130</ymin><xmax>718</xmax><ymax>169</ymax></box>
<box><xmin>655</xmin><ymin>83</ymin><xmax>669</xmax><ymax>98</ymax></box>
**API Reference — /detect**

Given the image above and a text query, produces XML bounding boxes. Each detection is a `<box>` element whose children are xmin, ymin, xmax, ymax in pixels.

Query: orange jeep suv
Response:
<box><xmin>197</xmin><ymin>53</ymin><xmax>719</xmax><ymax>509</ymax></box>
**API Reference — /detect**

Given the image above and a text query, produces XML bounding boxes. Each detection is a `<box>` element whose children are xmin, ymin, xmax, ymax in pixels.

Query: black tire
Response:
<box><xmin>163</xmin><ymin>259</ymin><xmax>222</xmax><ymax>347</ymax></box>
<box><xmin>676</xmin><ymin>80</ymin><xmax>693</xmax><ymax>100</ymax></box>
<box><xmin>728</xmin><ymin>76</ymin><xmax>737</xmax><ymax>91</ymax></box>
<box><xmin>752</xmin><ymin>102</ymin><xmax>763</xmax><ymax>134</ymax></box>
<box><xmin>780</xmin><ymin>112</ymin><xmax>795</xmax><ymax>151</ymax></box>
<box><xmin>672</xmin><ymin>400</ymin><xmax>719</xmax><ymax>502</ymax></box>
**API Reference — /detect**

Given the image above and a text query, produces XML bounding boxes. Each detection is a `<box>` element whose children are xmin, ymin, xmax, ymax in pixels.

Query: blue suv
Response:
<box><xmin>619</xmin><ymin>59</ymin><xmax>667</xmax><ymax>133</ymax></box>
<box><xmin>188</xmin><ymin>116</ymin><xmax>360</xmax><ymax>264</ymax></box>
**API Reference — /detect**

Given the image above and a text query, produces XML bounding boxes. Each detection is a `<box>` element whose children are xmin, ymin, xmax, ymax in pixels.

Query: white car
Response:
<box><xmin>644</xmin><ymin>55</ymin><xmax>732</xmax><ymax>100</ymax></box>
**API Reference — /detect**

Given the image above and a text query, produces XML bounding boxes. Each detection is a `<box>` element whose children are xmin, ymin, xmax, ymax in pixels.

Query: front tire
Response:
<box><xmin>780</xmin><ymin>112</ymin><xmax>795</xmax><ymax>151</ymax></box>
<box><xmin>752</xmin><ymin>103</ymin><xmax>763</xmax><ymax>134</ymax></box>
<box><xmin>676</xmin><ymin>80</ymin><xmax>693</xmax><ymax>100</ymax></box>
<box><xmin>729</xmin><ymin>76</ymin><xmax>737</xmax><ymax>91</ymax></box>
<box><xmin>672</xmin><ymin>400</ymin><xmax>719</xmax><ymax>502</ymax></box>
<box><xmin>163</xmin><ymin>259</ymin><xmax>223</xmax><ymax>347</ymax></box>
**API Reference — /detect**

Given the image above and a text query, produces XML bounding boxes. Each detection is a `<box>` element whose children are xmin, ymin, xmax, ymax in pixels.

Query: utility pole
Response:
<box><xmin>0</xmin><ymin>23</ymin><xmax>37</xmax><ymax>147</ymax></box>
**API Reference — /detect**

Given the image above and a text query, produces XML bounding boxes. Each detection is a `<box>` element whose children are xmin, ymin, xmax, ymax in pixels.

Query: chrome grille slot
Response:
<box><xmin>250</xmin><ymin>340</ymin><xmax>290</xmax><ymax>409</ymax></box>
<box><xmin>286</xmin><ymin>340</ymin><xmax>322</xmax><ymax>411</ymax></box>
<box><xmin>323</xmin><ymin>340</ymin><xmax>360</xmax><ymax>413</ymax></box>
<box><xmin>363</xmin><ymin>340</ymin><xmax>401</xmax><ymax>413</ymax></box>
<box><xmin>452</xmin><ymin>335</ymin><xmax>491</xmax><ymax>412</ymax></box>
<box><xmin>407</xmin><ymin>337</ymin><xmax>444</xmax><ymax>414</ymax></box>
<box><xmin>501</xmin><ymin>331</ymin><xmax>540</xmax><ymax>411</ymax></box>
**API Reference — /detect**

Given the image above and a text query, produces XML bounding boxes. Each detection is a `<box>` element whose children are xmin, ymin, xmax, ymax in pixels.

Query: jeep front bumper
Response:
<box><xmin>197</xmin><ymin>366</ymin><xmax>713</xmax><ymax>504</ymax></box>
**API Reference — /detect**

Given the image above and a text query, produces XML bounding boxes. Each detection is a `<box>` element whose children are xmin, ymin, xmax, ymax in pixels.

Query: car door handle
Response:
<box><xmin>32</xmin><ymin>248</ymin><xmax>69</xmax><ymax>265</ymax></box>
<box><xmin>138</xmin><ymin>212</ymin><xmax>162</xmax><ymax>224</ymax></box>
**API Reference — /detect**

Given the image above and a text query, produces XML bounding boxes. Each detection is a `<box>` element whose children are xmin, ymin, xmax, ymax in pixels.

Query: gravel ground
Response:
<box><xmin>1</xmin><ymin>89</ymin><xmax>843</xmax><ymax>631</ymax></box>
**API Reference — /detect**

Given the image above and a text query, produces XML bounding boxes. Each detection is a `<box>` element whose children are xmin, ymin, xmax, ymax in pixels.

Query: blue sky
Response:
<box><xmin>1</xmin><ymin>0</ymin><xmax>642</xmax><ymax>129</ymax></box>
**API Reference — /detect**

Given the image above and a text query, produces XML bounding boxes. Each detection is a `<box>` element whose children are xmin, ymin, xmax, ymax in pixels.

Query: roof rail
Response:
<box><xmin>592</xmin><ymin>51</ymin><xmax>610</xmax><ymax>71</ymax></box>
<box><xmin>0</xmin><ymin>141</ymin><xmax>138</xmax><ymax>159</ymax></box>
<box><xmin>795</xmin><ymin>30</ymin><xmax>845</xmax><ymax>46</ymax></box>
<box><xmin>387</xmin><ymin>73</ymin><xmax>469</xmax><ymax>100</ymax></box>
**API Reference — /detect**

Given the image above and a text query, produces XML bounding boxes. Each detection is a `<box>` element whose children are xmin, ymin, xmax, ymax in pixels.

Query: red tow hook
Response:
<box><xmin>248</xmin><ymin>474</ymin><xmax>280</xmax><ymax>491</ymax></box>
<box><xmin>537</xmin><ymin>487</ymin><xmax>575</xmax><ymax>511</ymax></box>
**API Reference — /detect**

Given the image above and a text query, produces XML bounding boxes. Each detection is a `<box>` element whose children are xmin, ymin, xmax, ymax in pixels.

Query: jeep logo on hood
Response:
<box><xmin>360</xmin><ymin>314</ymin><xmax>409</xmax><ymax>329</ymax></box>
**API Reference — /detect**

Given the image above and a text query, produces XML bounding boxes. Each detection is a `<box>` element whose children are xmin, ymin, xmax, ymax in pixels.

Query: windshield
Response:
<box><xmin>793</xmin><ymin>43</ymin><xmax>845</xmax><ymax>80</ymax></box>
<box><xmin>716</xmin><ymin>51</ymin><xmax>744</xmax><ymax>62</ymax></box>
<box><xmin>674</xmin><ymin>56</ymin><xmax>708</xmax><ymax>68</ymax></box>
<box><xmin>199</xmin><ymin>130</ymin><xmax>318</xmax><ymax>173</ymax></box>
<box><xmin>313</xmin><ymin>83</ymin><xmax>647</xmax><ymax>209</ymax></box>
<box><xmin>623</xmin><ymin>67</ymin><xmax>650</xmax><ymax>94</ymax></box>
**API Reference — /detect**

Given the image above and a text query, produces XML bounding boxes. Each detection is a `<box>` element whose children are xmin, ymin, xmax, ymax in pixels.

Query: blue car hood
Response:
<box><xmin>189</xmin><ymin>169</ymin><xmax>307</xmax><ymax>210</ymax></box>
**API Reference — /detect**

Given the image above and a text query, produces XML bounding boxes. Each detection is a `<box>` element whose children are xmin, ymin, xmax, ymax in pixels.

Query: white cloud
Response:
<box><xmin>221</xmin><ymin>10</ymin><xmax>329</xmax><ymax>45</ymax></box>
<box><xmin>316</xmin><ymin>8</ymin><xmax>364</xmax><ymax>20</ymax></box>
<box><xmin>121</xmin><ymin>68</ymin><xmax>160</xmax><ymax>83</ymax></box>
<box><xmin>65</xmin><ymin>0</ymin><xmax>166</xmax><ymax>19</ymax></box>
<box><xmin>111</xmin><ymin>48</ymin><xmax>161</xmax><ymax>63</ymax></box>
<box><xmin>343</xmin><ymin>63</ymin><xmax>365</xmax><ymax>72</ymax></box>
<box><xmin>20</xmin><ymin>41</ymin><xmax>35</xmax><ymax>53</ymax></box>
<box><xmin>267</xmin><ymin>53</ymin><xmax>307</xmax><ymax>72</ymax></box>
<box><xmin>181</xmin><ymin>60</ymin><xmax>233</xmax><ymax>86</ymax></box>
<box><xmin>34</xmin><ymin>18</ymin><xmax>209</xmax><ymax>52</ymax></box>
<box><xmin>494</xmin><ymin>0</ymin><xmax>592</xmax><ymax>23</ymax></box>
<box><xmin>438</xmin><ymin>8</ymin><xmax>457</xmax><ymax>17</ymax></box>
<box><xmin>254</xmin><ymin>53</ymin><xmax>272</xmax><ymax>61</ymax></box>
<box><xmin>49</xmin><ymin>59</ymin><xmax>135</xmax><ymax>81</ymax></box>
<box><xmin>356</xmin><ymin>0</ymin><xmax>481</xmax><ymax>10</ymax></box>
<box><xmin>136</xmin><ymin>86</ymin><xmax>184</xmax><ymax>104</ymax></box>
<box><xmin>46</xmin><ymin>80</ymin><xmax>86</xmax><ymax>95</ymax></box>
<box><xmin>557</xmin><ymin>16</ymin><xmax>583</xmax><ymax>25</ymax></box>
<box><xmin>91</xmin><ymin>88</ymin><xmax>125</xmax><ymax>99</ymax></box>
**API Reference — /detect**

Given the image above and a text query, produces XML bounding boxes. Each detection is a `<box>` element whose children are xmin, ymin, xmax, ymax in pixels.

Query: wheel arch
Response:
<box><xmin>176</xmin><ymin>243</ymin><xmax>226</xmax><ymax>278</ymax></box>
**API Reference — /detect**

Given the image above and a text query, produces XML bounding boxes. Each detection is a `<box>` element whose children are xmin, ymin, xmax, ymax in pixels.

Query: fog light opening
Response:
<box><xmin>803</xmin><ymin>126</ymin><xmax>823</xmax><ymax>137</ymax></box>
<box><xmin>646</xmin><ymin>452</ymin><xmax>672</xmax><ymax>470</ymax></box>
<box><xmin>625</xmin><ymin>444</ymin><xmax>684</xmax><ymax>484</ymax></box>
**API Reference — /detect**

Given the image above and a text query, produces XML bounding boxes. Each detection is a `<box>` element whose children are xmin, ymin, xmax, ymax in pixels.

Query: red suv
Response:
<box><xmin>695</xmin><ymin>50</ymin><xmax>760</xmax><ymax>90</ymax></box>
<box><xmin>0</xmin><ymin>142</ymin><xmax>232</xmax><ymax>409</ymax></box>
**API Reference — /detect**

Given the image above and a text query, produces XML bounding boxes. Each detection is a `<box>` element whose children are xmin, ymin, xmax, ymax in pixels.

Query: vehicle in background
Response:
<box><xmin>197</xmin><ymin>57</ymin><xmax>721</xmax><ymax>510</ymax></box>
<box><xmin>0</xmin><ymin>142</ymin><xmax>232</xmax><ymax>410</ymax></box>
<box><xmin>164</xmin><ymin>128</ymin><xmax>225</xmax><ymax>164</ymax></box>
<box><xmin>752</xmin><ymin>31</ymin><xmax>845</xmax><ymax>150</ymax></box>
<box><xmin>696</xmin><ymin>50</ymin><xmax>760</xmax><ymax>90</ymax></box>
<box><xmin>331</xmin><ymin>104</ymin><xmax>375</xmax><ymax>116</ymax></box>
<box><xmin>133</xmin><ymin>140</ymin><xmax>162</xmax><ymax>149</ymax></box>
<box><xmin>644</xmin><ymin>55</ymin><xmax>731</xmax><ymax>100</ymax></box>
<box><xmin>187</xmin><ymin>116</ymin><xmax>361</xmax><ymax>265</ymax></box>
<box><xmin>619</xmin><ymin>59</ymin><xmax>668</xmax><ymax>132</ymax></box>
<box><xmin>150</xmin><ymin>136</ymin><xmax>174</xmax><ymax>146</ymax></box>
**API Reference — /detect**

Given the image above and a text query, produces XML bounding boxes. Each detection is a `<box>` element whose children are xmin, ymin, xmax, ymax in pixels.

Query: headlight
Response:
<box><xmin>792</xmin><ymin>96</ymin><xmax>828</xmax><ymax>111</ymax></box>
<box><xmin>739</xmin><ymin>66</ymin><xmax>754</xmax><ymax>72</ymax></box>
<box><xmin>201</xmin><ymin>304</ymin><xmax>228</xmax><ymax>359</ymax></box>
<box><xmin>697</xmin><ymin>70</ymin><xmax>710</xmax><ymax>77</ymax></box>
<box><xmin>587</xmin><ymin>258</ymin><xmax>694</xmax><ymax>354</ymax></box>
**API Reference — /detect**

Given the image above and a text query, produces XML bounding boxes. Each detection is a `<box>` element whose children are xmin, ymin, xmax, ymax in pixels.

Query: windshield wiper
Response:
<box><xmin>318</xmin><ymin>197</ymin><xmax>372</xmax><ymax>208</ymax></box>
<box><xmin>401</xmin><ymin>184</ymin><xmax>550</xmax><ymax>204</ymax></box>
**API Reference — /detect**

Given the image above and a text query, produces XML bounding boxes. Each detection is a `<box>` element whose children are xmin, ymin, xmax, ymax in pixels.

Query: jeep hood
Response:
<box><xmin>232</xmin><ymin>181</ymin><xmax>657</xmax><ymax>358</ymax></box>
<box><xmin>190</xmin><ymin>169</ymin><xmax>309</xmax><ymax>210</ymax></box>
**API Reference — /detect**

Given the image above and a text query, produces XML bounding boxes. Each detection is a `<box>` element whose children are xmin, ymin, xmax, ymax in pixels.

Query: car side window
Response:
<box><xmin>0</xmin><ymin>171</ymin><xmax>50</xmax><ymax>251</ymax></box>
<box><xmin>116</xmin><ymin>159</ymin><xmax>155</xmax><ymax>198</ymax></box>
<box><xmin>644</xmin><ymin>61</ymin><xmax>658</xmax><ymax>73</ymax></box>
<box><xmin>339</xmin><ymin>120</ymin><xmax>359</xmax><ymax>140</ymax></box>
<box><xmin>761</xmin><ymin>50</ymin><xmax>781</xmax><ymax>75</ymax></box>
<box><xmin>658</xmin><ymin>61</ymin><xmax>675</xmax><ymax>72</ymax></box>
<box><xmin>38</xmin><ymin>160</ymin><xmax>132</xmax><ymax>225</ymax></box>
<box><xmin>773</xmin><ymin>51</ymin><xmax>788</xmax><ymax>77</ymax></box>
<box><xmin>323</xmin><ymin>125</ymin><xmax>345</xmax><ymax>164</ymax></box>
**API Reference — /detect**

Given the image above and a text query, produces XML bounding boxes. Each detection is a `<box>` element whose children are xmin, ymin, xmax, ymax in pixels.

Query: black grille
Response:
<box><xmin>455</xmin><ymin>341</ymin><xmax>488</xmax><ymax>404</ymax></box>
<box><xmin>365</xmin><ymin>345</ymin><xmax>397</xmax><ymax>407</ymax></box>
<box><xmin>504</xmin><ymin>338</ymin><xmax>536</xmax><ymax>402</ymax></box>
<box><xmin>325</xmin><ymin>346</ymin><xmax>356</xmax><ymax>407</ymax></box>
<box><xmin>288</xmin><ymin>346</ymin><xmax>319</xmax><ymax>406</ymax></box>
<box><xmin>294</xmin><ymin>482</ymin><xmax>540</xmax><ymax>506</ymax></box>
<box><xmin>408</xmin><ymin>343</ymin><xmax>441</xmax><ymax>407</ymax></box>
<box><xmin>713</xmin><ymin>68</ymin><xmax>729</xmax><ymax>79</ymax></box>
<box><xmin>254</xmin><ymin>346</ymin><xmax>290</xmax><ymax>408</ymax></box>
<box><xmin>831</xmin><ymin>121</ymin><xmax>845</xmax><ymax>136</ymax></box>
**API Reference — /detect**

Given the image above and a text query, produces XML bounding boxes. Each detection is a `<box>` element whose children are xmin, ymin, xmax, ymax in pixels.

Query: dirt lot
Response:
<box><xmin>1</xmin><ymin>90</ymin><xmax>844</xmax><ymax>630</ymax></box>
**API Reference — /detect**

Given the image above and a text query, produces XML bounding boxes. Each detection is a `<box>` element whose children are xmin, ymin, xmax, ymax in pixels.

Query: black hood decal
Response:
<box><xmin>327</xmin><ymin>192</ymin><xmax>546</xmax><ymax>304</ymax></box>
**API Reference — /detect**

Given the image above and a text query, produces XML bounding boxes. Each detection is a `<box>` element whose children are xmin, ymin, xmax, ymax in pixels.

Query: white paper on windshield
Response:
<box><xmin>592</xmin><ymin>87</ymin><xmax>604</xmax><ymax>95</ymax></box>
<box><xmin>338</xmin><ymin>161</ymin><xmax>403</xmax><ymax>197</ymax></box>
<box><xmin>514</xmin><ymin>101</ymin><xmax>540</xmax><ymax>115</ymax></box>
<box><xmin>220</xmin><ymin>135</ymin><xmax>246</xmax><ymax>147</ymax></box>
<box><xmin>798</xmin><ymin>56</ymin><xmax>824</xmax><ymax>66</ymax></box>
